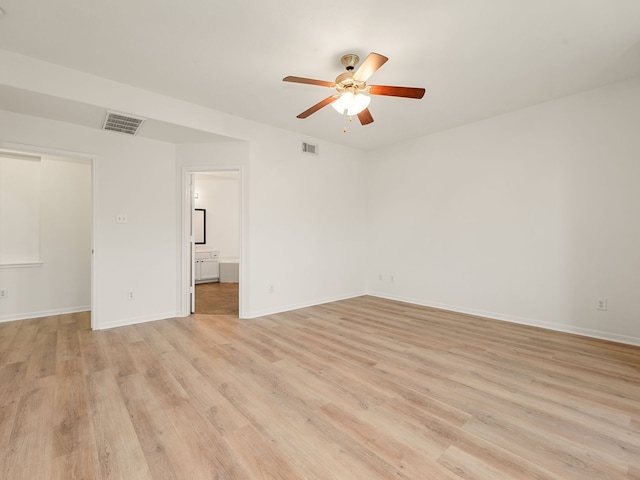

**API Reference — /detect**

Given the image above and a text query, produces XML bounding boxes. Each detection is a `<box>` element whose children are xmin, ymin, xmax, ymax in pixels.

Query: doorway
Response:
<box><xmin>192</xmin><ymin>171</ymin><xmax>240</xmax><ymax>315</ymax></box>
<box><xmin>181</xmin><ymin>167</ymin><xmax>243</xmax><ymax>318</ymax></box>
<box><xmin>0</xmin><ymin>144</ymin><xmax>94</xmax><ymax>327</ymax></box>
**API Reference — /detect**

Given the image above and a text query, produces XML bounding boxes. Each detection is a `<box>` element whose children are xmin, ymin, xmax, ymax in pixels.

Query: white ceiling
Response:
<box><xmin>0</xmin><ymin>0</ymin><xmax>639</xmax><ymax>150</ymax></box>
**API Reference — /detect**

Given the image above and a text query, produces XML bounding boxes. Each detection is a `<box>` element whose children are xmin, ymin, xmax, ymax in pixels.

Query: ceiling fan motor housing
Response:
<box><xmin>335</xmin><ymin>72</ymin><xmax>367</xmax><ymax>94</ymax></box>
<box><xmin>341</xmin><ymin>54</ymin><xmax>359</xmax><ymax>70</ymax></box>
<box><xmin>335</xmin><ymin>54</ymin><xmax>370</xmax><ymax>94</ymax></box>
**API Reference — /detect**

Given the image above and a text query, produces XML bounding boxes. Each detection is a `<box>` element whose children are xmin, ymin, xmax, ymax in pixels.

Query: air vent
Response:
<box><xmin>102</xmin><ymin>111</ymin><xmax>145</xmax><ymax>135</ymax></box>
<box><xmin>302</xmin><ymin>141</ymin><xmax>319</xmax><ymax>156</ymax></box>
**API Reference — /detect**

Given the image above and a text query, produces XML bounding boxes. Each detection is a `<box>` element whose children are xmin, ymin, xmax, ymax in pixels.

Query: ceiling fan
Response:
<box><xmin>283</xmin><ymin>52</ymin><xmax>425</xmax><ymax>128</ymax></box>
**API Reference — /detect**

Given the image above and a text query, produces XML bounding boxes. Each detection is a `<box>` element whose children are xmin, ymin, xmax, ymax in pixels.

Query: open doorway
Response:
<box><xmin>0</xmin><ymin>145</ymin><xmax>93</xmax><ymax>326</ymax></box>
<box><xmin>190</xmin><ymin>170</ymin><xmax>241</xmax><ymax>316</ymax></box>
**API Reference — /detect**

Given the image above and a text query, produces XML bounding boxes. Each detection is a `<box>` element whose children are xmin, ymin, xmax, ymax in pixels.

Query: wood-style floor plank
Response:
<box><xmin>158</xmin><ymin>349</ymin><xmax>250</xmax><ymax>436</ymax></box>
<box><xmin>2</xmin><ymin>376</ymin><xmax>57</xmax><ymax>479</ymax></box>
<box><xmin>50</xmin><ymin>445</ymin><xmax>101</xmax><ymax>480</ymax></box>
<box><xmin>1</xmin><ymin>296</ymin><xmax>639</xmax><ymax>479</ymax></box>
<box><xmin>116</xmin><ymin>373</ymin><xmax>187</xmax><ymax>480</ymax></box>
<box><xmin>53</xmin><ymin>358</ymin><xmax>94</xmax><ymax>459</ymax></box>
<box><xmin>86</xmin><ymin>369</ymin><xmax>153</xmax><ymax>480</ymax></box>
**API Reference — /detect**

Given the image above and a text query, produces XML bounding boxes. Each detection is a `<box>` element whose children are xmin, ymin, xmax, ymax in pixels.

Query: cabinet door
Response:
<box><xmin>200</xmin><ymin>259</ymin><xmax>219</xmax><ymax>280</ymax></box>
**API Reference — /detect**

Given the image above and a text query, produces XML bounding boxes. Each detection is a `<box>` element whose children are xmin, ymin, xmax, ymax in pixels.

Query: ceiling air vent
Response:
<box><xmin>302</xmin><ymin>141</ymin><xmax>319</xmax><ymax>156</ymax></box>
<box><xmin>102</xmin><ymin>111</ymin><xmax>145</xmax><ymax>136</ymax></box>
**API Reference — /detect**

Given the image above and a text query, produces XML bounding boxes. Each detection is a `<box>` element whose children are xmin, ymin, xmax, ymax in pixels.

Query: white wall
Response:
<box><xmin>177</xmin><ymin>135</ymin><xmax>369</xmax><ymax>319</ymax></box>
<box><xmin>194</xmin><ymin>173</ymin><xmax>239</xmax><ymax>261</ymax></box>
<box><xmin>246</xmin><ymin>130</ymin><xmax>368</xmax><ymax>318</ymax></box>
<box><xmin>367</xmin><ymin>77</ymin><xmax>640</xmax><ymax>345</ymax></box>
<box><xmin>0</xmin><ymin>109</ymin><xmax>178</xmax><ymax>328</ymax></box>
<box><xmin>0</xmin><ymin>154</ymin><xmax>91</xmax><ymax>321</ymax></box>
<box><xmin>0</xmin><ymin>153</ymin><xmax>42</xmax><ymax>264</ymax></box>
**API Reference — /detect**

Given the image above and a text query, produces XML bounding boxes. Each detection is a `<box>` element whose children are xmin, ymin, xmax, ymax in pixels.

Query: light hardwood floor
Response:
<box><xmin>1</xmin><ymin>296</ymin><xmax>639</xmax><ymax>479</ymax></box>
<box><xmin>195</xmin><ymin>282</ymin><xmax>239</xmax><ymax>316</ymax></box>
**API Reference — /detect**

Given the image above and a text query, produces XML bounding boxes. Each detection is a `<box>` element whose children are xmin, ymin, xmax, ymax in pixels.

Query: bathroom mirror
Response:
<box><xmin>194</xmin><ymin>208</ymin><xmax>206</xmax><ymax>244</ymax></box>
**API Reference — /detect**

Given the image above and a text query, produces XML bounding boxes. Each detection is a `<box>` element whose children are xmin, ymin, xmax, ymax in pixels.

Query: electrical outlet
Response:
<box><xmin>0</xmin><ymin>289</ymin><xmax>8</xmax><ymax>299</ymax></box>
<box><xmin>127</xmin><ymin>291</ymin><xmax>135</xmax><ymax>301</ymax></box>
<box><xmin>390</xmin><ymin>275</ymin><xmax>395</xmax><ymax>283</ymax></box>
<box><xmin>268</xmin><ymin>284</ymin><xmax>275</xmax><ymax>294</ymax></box>
<box><xmin>116</xmin><ymin>214</ymin><xmax>128</xmax><ymax>224</ymax></box>
<box><xmin>378</xmin><ymin>273</ymin><xmax>383</xmax><ymax>281</ymax></box>
<box><xmin>596</xmin><ymin>298</ymin><xmax>607</xmax><ymax>311</ymax></box>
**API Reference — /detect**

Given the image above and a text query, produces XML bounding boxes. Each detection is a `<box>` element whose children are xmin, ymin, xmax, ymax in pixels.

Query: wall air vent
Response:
<box><xmin>302</xmin><ymin>141</ymin><xmax>319</xmax><ymax>156</ymax></box>
<box><xmin>102</xmin><ymin>111</ymin><xmax>145</xmax><ymax>136</ymax></box>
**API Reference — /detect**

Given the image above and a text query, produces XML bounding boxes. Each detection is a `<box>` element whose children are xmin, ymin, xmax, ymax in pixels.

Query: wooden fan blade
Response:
<box><xmin>353</xmin><ymin>53</ymin><xmax>389</xmax><ymax>82</ymax></box>
<box><xmin>369</xmin><ymin>85</ymin><xmax>426</xmax><ymax>99</ymax></box>
<box><xmin>357</xmin><ymin>108</ymin><xmax>374</xmax><ymax>125</ymax></box>
<box><xmin>283</xmin><ymin>76</ymin><xmax>335</xmax><ymax>88</ymax></box>
<box><xmin>297</xmin><ymin>95</ymin><xmax>340</xmax><ymax>119</ymax></box>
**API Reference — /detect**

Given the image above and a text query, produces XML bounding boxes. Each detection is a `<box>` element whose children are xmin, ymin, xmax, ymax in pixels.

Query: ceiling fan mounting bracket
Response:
<box><xmin>340</xmin><ymin>54</ymin><xmax>359</xmax><ymax>71</ymax></box>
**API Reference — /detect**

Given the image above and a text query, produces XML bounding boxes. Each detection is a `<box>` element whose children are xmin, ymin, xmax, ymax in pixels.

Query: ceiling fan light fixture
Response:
<box><xmin>283</xmin><ymin>52</ymin><xmax>424</xmax><ymax>125</ymax></box>
<box><xmin>331</xmin><ymin>91</ymin><xmax>370</xmax><ymax>116</ymax></box>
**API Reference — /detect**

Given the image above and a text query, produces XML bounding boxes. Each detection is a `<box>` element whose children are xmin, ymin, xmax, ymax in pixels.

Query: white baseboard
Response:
<box><xmin>95</xmin><ymin>311</ymin><xmax>180</xmax><ymax>330</ymax></box>
<box><xmin>244</xmin><ymin>290</ymin><xmax>366</xmax><ymax>319</ymax></box>
<box><xmin>367</xmin><ymin>291</ymin><xmax>640</xmax><ymax>347</ymax></box>
<box><xmin>11</xmin><ymin>293</ymin><xmax>636</xmax><ymax>348</ymax></box>
<box><xmin>0</xmin><ymin>305</ymin><xmax>91</xmax><ymax>324</ymax></box>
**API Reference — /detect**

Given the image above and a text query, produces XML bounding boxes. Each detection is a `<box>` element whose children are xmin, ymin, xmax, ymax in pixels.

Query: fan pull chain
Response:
<box><xmin>342</xmin><ymin>111</ymin><xmax>354</xmax><ymax>133</ymax></box>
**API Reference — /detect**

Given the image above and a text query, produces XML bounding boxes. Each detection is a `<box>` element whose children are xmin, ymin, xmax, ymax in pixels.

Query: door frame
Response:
<box><xmin>180</xmin><ymin>165</ymin><xmax>245</xmax><ymax>318</ymax></box>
